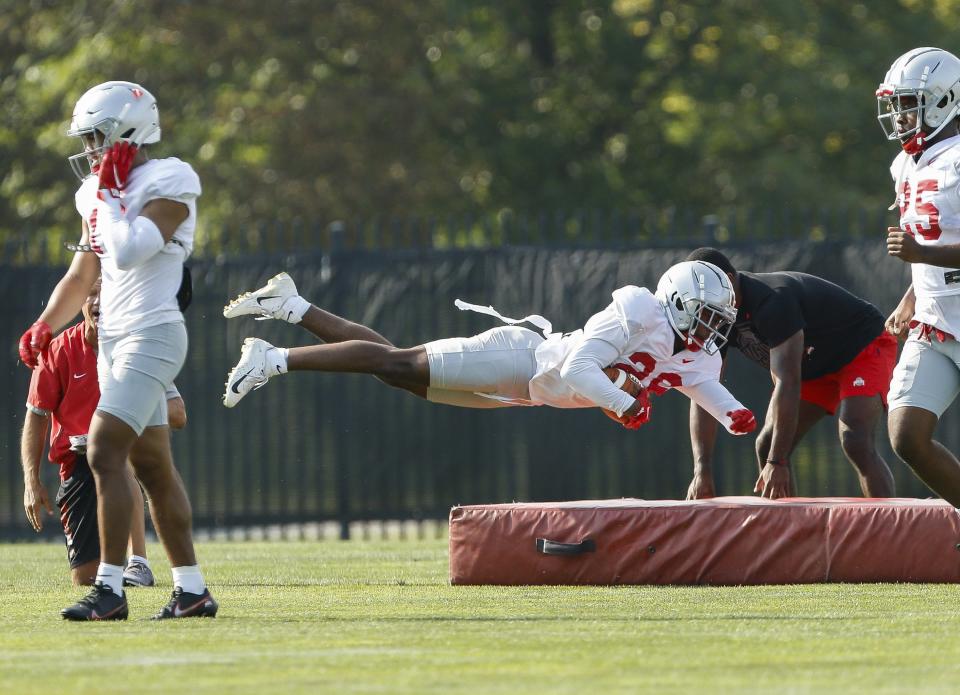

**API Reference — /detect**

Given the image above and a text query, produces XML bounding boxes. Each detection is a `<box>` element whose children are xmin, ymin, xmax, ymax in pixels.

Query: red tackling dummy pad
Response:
<box><xmin>448</xmin><ymin>497</ymin><xmax>960</xmax><ymax>585</ymax></box>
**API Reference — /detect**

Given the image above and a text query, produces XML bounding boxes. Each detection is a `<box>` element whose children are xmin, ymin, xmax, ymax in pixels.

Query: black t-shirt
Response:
<box><xmin>723</xmin><ymin>271</ymin><xmax>884</xmax><ymax>380</ymax></box>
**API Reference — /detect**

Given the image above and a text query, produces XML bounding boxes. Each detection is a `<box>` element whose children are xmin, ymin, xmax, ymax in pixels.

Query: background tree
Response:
<box><xmin>3</xmin><ymin>0</ymin><xmax>960</xmax><ymax>256</ymax></box>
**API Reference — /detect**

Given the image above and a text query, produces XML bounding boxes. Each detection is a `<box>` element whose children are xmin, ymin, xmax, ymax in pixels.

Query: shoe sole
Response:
<box><xmin>61</xmin><ymin>605</ymin><xmax>129</xmax><ymax>621</ymax></box>
<box><xmin>122</xmin><ymin>579</ymin><xmax>155</xmax><ymax>587</ymax></box>
<box><xmin>153</xmin><ymin>598</ymin><xmax>219</xmax><ymax>620</ymax></box>
<box><xmin>222</xmin><ymin>273</ymin><xmax>296</xmax><ymax>318</ymax></box>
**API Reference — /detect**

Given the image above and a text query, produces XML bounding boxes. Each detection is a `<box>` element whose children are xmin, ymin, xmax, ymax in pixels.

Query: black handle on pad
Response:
<box><xmin>536</xmin><ymin>538</ymin><xmax>596</xmax><ymax>556</ymax></box>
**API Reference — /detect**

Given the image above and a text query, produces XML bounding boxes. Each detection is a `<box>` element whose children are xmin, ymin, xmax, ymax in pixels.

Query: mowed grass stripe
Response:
<box><xmin>0</xmin><ymin>540</ymin><xmax>958</xmax><ymax>694</ymax></box>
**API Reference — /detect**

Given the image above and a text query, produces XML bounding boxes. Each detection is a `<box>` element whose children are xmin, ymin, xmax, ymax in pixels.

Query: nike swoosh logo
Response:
<box><xmin>231</xmin><ymin>368</ymin><xmax>255</xmax><ymax>394</ymax></box>
<box><xmin>174</xmin><ymin>596</ymin><xmax>211</xmax><ymax>617</ymax></box>
<box><xmin>90</xmin><ymin>603</ymin><xmax>124</xmax><ymax>620</ymax></box>
<box><xmin>74</xmin><ymin>373</ymin><xmax>87</xmax><ymax>378</ymax></box>
<box><xmin>256</xmin><ymin>295</ymin><xmax>280</xmax><ymax>306</ymax></box>
<box><xmin>681</xmin><ymin>359</ymin><xmax>694</xmax><ymax>363</ymax></box>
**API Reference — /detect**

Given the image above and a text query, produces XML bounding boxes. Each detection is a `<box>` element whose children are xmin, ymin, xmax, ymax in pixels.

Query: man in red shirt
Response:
<box><xmin>21</xmin><ymin>282</ymin><xmax>185</xmax><ymax>586</ymax></box>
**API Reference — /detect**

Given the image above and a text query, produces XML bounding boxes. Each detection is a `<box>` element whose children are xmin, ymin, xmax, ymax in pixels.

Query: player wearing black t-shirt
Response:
<box><xmin>684</xmin><ymin>248</ymin><xmax>898</xmax><ymax>499</ymax></box>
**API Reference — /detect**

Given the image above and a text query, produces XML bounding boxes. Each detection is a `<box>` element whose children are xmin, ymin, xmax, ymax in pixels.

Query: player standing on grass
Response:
<box><xmin>17</xmin><ymin>81</ymin><xmax>216</xmax><ymax>620</ymax></box>
<box><xmin>22</xmin><ymin>280</ymin><xmax>186</xmax><ymax>587</ymax></box>
<box><xmin>219</xmin><ymin>261</ymin><xmax>758</xmax><ymax>441</ymax></box>
<box><xmin>683</xmin><ymin>248</ymin><xmax>897</xmax><ymax>500</ymax></box>
<box><xmin>878</xmin><ymin>47</ymin><xmax>960</xmax><ymax>507</ymax></box>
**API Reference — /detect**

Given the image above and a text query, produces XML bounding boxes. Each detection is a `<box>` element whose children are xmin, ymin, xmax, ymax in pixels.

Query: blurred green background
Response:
<box><xmin>3</xmin><ymin>2</ymin><xmax>956</xmax><ymax>535</ymax></box>
<box><xmin>3</xmin><ymin>0</ymin><xmax>957</xmax><ymax>254</ymax></box>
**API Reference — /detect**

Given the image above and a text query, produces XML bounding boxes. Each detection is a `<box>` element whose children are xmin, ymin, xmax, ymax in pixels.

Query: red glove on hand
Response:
<box><xmin>727</xmin><ymin>408</ymin><xmax>757</xmax><ymax>434</ymax></box>
<box><xmin>97</xmin><ymin>141</ymin><xmax>138</xmax><ymax>191</ymax></box>
<box><xmin>621</xmin><ymin>389</ymin><xmax>653</xmax><ymax>430</ymax></box>
<box><xmin>18</xmin><ymin>320</ymin><xmax>52</xmax><ymax>368</ymax></box>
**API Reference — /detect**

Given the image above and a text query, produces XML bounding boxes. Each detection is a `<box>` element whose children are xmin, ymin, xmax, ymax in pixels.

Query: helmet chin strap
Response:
<box><xmin>901</xmin><ymin>131</ymin><xmax>927</xmax><ymax>154</ymax></box>
<box><xmin>900</xmin><ymin>109</ymin><xmax>959</xmax><ymax>154</ymax></box>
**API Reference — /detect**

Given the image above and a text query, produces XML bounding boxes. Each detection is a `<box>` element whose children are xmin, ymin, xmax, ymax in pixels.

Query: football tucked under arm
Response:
<box><xmin>558</xmin><ymin>333</ymin><xmax>636</xmax><ymax>417</ymax></box>
<box><xmin>600</xmin><ymin>367</ymin><xmax>652</xmax><ymax>429</ymax></box>
<box><xmin>675</xmin><ymin>380</ymin><xmax>756</xmax><ymax>435</ymax></box>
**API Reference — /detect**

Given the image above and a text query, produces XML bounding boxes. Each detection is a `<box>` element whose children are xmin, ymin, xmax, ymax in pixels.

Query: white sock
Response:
<box><xmin>171</xmin><ymin>565</ymin><xmax>205</xmax><ymax>594</ymax></box>
<box><xmin>283</xmin><ymin>296</ymin><xmax>311</xmax><ymax>324</ymax></box>
<box><xmin>127</xmin><ymin>554</ymin><xmax>150</xmax><ymax>568</ymax></box>
<box><xmin>95</xmin><ymin>562</ymin><xmax>125</xmax><ymax>596</ymax></box>
<box><xmin>266</xmin><ymin>347</ymin><xmax>289</xmax><ymax>376</ymax></box>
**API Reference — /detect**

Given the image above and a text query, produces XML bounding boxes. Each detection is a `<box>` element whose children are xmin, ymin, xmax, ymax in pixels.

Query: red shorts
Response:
<box><xmin>800</xmin><ymin>332</ymin><xmax>898</xmax><ymax>415</ymax></box>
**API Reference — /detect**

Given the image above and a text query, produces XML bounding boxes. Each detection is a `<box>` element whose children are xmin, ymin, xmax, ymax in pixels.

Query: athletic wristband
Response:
<box><xmin>765</xmin><ymin>458</ymin><xmax>789</xmax><ymax>467</ymax></box>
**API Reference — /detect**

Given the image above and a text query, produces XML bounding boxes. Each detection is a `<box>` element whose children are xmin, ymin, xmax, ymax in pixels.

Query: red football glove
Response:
<box><xmin>97</xmin><ymin>141</ymin><xmax>138</xmax><ymax>191</ymax></box>
<box><xmin>727</xmin><ymin>408</ymin><xmax>757</xmax><ymax>434</ymax></box>
<box><xmin>18</xmin><ymin>320</ymin><xmax>52</xmax><ymax>368</ymax></box>
<box><xmin>621</xmin><ymin>389</ymin><xmax>653</xmax><ymax>430</ymax></box>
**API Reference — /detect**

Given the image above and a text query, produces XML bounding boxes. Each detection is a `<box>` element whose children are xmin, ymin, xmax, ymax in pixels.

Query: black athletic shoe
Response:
<box><xmin>151</xmin><ymin>587</ymin><xmax>218</xmax><ymax>620</ymax></box>
<box><xmin>61</xmin><ymin>581</ymin><xmax>128</xmax><ymax>621</ymax></box>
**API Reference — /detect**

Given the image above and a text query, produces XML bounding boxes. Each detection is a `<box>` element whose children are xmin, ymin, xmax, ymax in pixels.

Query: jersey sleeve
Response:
<box><xmin>143</xmin><ymin>158</ymin><xmax>202</xmax><ymax>204</ymax></box>
<box><xmin>941</xmin><ymin>155</ymin><xmax>960</xmax><ymax>216</ymax></box>
<box><xmin>679</xmin><ymin>350</ymin><xmax>723</xmax><ymax>388</ymax></box>
<box><xmin>675</xmin><ymin>380</ymin><xmax>748</xmax><ymax>435</ymax></box>
<box><xmin>26</xmin><ymin>343</ymin><xmax>65</xmax><ymax>416</ymax></box>
<box><xmin>610</xmin><ymin>285</ymin><xmax>663</xmax><ymax>336</ymax></box>
<box><xmin>889</xmin><ymin>151</ymin><xmax>908</xmax><ymax>182</ymax></box>
<box><xmin>752</xmin><ymin>289</ymin><xmax>805</xmax><ymax>347</ymax></box>
<box><xmin>557</xmin><ymin>302</ymin><xmax>637</xmax><ymax>416</ymax></box>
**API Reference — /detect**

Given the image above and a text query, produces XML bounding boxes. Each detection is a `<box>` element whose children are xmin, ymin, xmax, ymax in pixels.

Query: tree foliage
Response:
<box><xmin>3</xmin><ymin>0</ymin><xmax>960</xmax><ymax>254</ymax></box>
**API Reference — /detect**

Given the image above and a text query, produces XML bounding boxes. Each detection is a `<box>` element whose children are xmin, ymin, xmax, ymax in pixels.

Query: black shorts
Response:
<box><xmin>55</xmin><ymin>455</ymin><xmax>100</xmax><ymax>569</ymax></box>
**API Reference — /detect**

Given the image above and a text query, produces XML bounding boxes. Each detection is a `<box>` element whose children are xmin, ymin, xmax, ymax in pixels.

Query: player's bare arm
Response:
<box><xmin>754</xmin><ymin>330</ymin><xmax>804</xmax><ymax>499</ymax></box>
<box><xmin>685</xmin><ymin>359</ymin><xmax>726</xmax><ymax>499</ymax></box>
<box><xmin>885</xmin><ymin>284</ymin><xmax>916</xmax><ymax>339</ymax></box>
<box><xmin>38</xmin><ymin>221</ymin><xmax>101</xmax><ymax>332</ymax></box>
<box><xmin>680</xmin><ymin>377</ymin><xmax>757</xmax><ymax>499</ymax></box>
<box><xmin>140</xmin><ymin>198</ymin><xmax>189</xmax><ymax>242</ymax></box>
<box><xmin>19</xmin><ymin>222</ymin><xmax>101</xmax><ymax>368</ymax></box>
<box><xmin>21</xmin><ymin>409</ymin><xmax>53</xmax><ymax>532</ymax></box>
<box><xmin>887</xmin><ymin>227</ymin><xmax>960</xmax><ymax>266</ymax></box>
<box><xmin>687</xmin><ymin>402</ymin><xmax>718</xmax><ymax>499</ymax></box>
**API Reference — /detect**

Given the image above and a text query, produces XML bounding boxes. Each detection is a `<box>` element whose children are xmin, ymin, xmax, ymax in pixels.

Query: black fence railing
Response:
<box><xmin>0</xmin><ymin>233</ymin><xmax>934</xmax><ymax>542</ymax></box>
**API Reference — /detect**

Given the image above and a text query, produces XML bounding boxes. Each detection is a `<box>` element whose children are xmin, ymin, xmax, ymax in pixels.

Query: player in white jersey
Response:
<box><xmin>17</xmin><ymin>81</ymin><xmax>217</xmax><ymax>620</ymax></box>
<box><xmin>220</xmin><ymin>262</ymin><xmax>758</xmax><ymax>441</ymax></box>
<box><xmin>878</xmin><ymin>48</ymin><xmax>960</xmax><ymax>506</ymax></box>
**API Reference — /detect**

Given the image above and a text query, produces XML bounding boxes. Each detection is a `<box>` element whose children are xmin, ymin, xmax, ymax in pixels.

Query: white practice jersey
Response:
<box><xmin>75</xmin><ymin>158</ymin><xmax>200</xmax><ymax>338</ymax></box>
<box><xmin>462</xmin><ymin>287</ymin><xmax>746</xmax><ymax>433</ymax></box>
<box><xmin>892</xmin><ymin>135</ymin><xmax>960</xmax><ymax>293</ymax></box>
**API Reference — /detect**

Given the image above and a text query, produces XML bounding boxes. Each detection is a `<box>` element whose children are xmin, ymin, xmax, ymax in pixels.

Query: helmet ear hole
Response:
<box><xmin>938</xmin><ymin>94</ymin><xmax>949</xmax><ymax>108</ymax></box>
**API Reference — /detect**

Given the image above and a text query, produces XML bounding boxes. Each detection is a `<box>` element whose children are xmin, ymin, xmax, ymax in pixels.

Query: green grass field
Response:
<box><xmin>1</xmin><ymin>538</ymin><xmax>958</xmax><ymax>694</ymax></box>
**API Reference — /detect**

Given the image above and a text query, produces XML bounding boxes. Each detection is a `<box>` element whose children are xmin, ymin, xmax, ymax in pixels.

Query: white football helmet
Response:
<box><xmin>656</xmin><ymin>260</ymin><xmax>737</xmax><ymax>355</ymax></box>
<box><xmin>67</xmin><ymin>81</ymin><xmax>160</xmax><ymax>180</ymax></box>
<box><xmin>876</xmin><ymin>47</ymin><xmax>960</xmax><ymax>154</ymax></box>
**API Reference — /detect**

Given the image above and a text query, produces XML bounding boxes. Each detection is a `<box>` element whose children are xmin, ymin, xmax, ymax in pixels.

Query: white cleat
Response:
<box><xmin>223</xmin><ymin>272</ymin><xmax>301</xmax><ymax>322</ymax></box>
<box><xmin>223</xmin><ymin>337</ymin><xmax>275</xmax><ymax>408</ymax></box>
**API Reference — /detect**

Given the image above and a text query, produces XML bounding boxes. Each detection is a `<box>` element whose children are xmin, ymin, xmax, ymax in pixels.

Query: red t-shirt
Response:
<box><xmin>26</xmin><ymin>322</ymin><xmax>99</xmax><ymax>480</ymax></box>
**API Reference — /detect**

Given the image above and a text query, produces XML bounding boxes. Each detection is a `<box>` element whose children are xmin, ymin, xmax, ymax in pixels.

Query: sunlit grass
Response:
<box><xmin>0</xmin><ymin>540</ymin><xmax>957</xmax><ymax>694</ymax></box>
